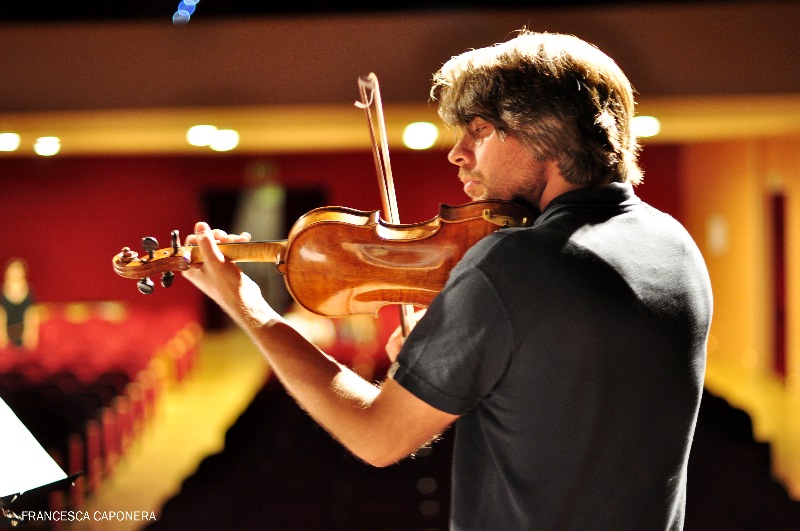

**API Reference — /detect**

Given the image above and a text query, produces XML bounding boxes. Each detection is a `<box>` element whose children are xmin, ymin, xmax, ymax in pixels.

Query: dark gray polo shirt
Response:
<box><xmin>393</xmin><ymin>183</ymin><xmax>713</xmax><ymax>530</ymax></box>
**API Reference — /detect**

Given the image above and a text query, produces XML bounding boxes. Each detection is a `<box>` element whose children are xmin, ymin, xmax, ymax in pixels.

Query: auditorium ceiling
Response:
<box><xmin>1</xmin><ymin>1</ymin><xmax>799</xmax><ymax>156</ymax></box>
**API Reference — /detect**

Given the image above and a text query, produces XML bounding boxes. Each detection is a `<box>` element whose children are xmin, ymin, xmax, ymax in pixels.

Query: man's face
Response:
<box><xmin>447</xmin><ymin>117</ymin><xmax>548</xmax><ymax>207</ymax></box>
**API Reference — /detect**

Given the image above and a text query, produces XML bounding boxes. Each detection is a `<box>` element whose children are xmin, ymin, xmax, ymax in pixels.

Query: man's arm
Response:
<box><xmin>183</xmin><ymin>222</ymin><xmax>458</xmax><ymax>467</ymax></box>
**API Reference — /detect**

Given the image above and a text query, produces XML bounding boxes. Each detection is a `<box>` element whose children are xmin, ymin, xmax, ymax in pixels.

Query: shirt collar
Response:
<box><xmin>534</xmin><ymin>182</ymin><xmax>640</xmax><ymax>227</ymax></box>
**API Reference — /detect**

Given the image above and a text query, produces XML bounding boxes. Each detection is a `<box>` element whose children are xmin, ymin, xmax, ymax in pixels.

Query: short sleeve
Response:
<box><xmin>392</xmin><ymin>260</ymin><xmax>514</xmax><ymax>415</ymax></box>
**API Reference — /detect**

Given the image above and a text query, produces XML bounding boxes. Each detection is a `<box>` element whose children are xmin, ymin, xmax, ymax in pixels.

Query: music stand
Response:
<box><xmin>0</xmin><ymin>397</ymin><xmax>82</xmax><ymax>526</ymax></box>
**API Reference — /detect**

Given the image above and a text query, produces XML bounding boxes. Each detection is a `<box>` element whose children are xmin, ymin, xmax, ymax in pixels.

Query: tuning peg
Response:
<box><xmin>171</xmin><ymin>230</ymin><xmax>181</xmax><ymax>254</ymax></box>
<box><xmin>142</xmin><ymin>237</ymin><xmax>159</xmax><ymax>260</ymax></box>
<box><xmin>161</xmin><ymin>271</ymin><xmax>175</xmax><ymax>288</ymax></box>
<box><xmin>138</xmin><ymin>277</ymin><xmax>155</xmax><ymax>295</ymax></box>
<box><xmin>118</xmin><ymin>247</ymin><xmax>138</xmax><ymax>264</ymax></box>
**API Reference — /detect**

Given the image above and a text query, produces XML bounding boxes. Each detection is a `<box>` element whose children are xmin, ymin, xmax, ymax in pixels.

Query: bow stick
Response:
<box><xmin>355</xmin><ymin>73</ymin><xmax>416</xmax><ymax>337</ymax></box>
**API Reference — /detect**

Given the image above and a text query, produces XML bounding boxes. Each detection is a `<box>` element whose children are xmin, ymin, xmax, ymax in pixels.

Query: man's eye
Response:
<box><xmin>470</xmin><ymin>124</ymin><xmax>490</xmax><ymax>137</ymax></box>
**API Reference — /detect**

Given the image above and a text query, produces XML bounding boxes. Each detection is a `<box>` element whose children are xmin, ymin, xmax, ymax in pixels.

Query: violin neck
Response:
<box><xmin>188</xmin><ymin>240</ymin><xmax>288</xmax><ymax>265</ymax></box>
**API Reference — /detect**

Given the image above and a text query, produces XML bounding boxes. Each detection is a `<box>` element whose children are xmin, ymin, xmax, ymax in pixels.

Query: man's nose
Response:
<box><xmin>447</xmin><ymin>136</ymin><xmax>472</xmax><ymax>167</ymax></box>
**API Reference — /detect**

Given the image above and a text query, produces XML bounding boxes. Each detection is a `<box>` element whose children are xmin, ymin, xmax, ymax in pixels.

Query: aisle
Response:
<box><xmin>74</xmin><ymin>329</ymin><xmax>270</xmax><ymax>531</ymax></box>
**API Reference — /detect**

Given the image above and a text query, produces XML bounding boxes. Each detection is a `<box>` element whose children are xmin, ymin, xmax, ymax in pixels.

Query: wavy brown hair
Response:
<box><xmin>432</xmin><ymin>31</ymin><xmax>643</xmax><ymax>187</ymax></box>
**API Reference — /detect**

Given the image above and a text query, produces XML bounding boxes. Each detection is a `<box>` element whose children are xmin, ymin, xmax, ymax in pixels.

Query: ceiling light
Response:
<box><xmin>173</xmin><ymin>0</ymin><xmax>198</xmax><ymax>25</ymax></box>
<box><xmin>186</xmin><ymin>124</ymin><xmax>217</xmax><ymax>146</ymax></box>
<box><xmin>209</xmin><ymin>129</ymin><xmax>240</xmax><ymax>152</ymax></box>
<box><xmin>34</xmin><ymin>136</ymin><xmax>60</xmax><ymax>156</ymax></box>
<box><xmin>403</xmin><ymin>122</ymin><xmax>439</xmax><ymax>150</ymax></box>
<box><xmin>0</xmin><ymin>132</ymin><xmax>21</xmax><ymax>152</ymax></box>
<box><xmin>632</xmin><ymin>116</ymin><xmax>661</xmax><ymax>138</ymax></box>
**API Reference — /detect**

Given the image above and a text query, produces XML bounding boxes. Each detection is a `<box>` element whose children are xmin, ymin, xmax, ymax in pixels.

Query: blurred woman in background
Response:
<box><xmin>0</xmin><ymin>258</ymin><xmax>39</xmax><ymax>350</ymax></box>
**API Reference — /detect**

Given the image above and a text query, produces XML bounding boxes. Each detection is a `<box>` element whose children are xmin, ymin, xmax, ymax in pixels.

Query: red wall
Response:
<box><xmin>0</xmin><ymin>144</ymin><xmax>680</xmax><ymax>313</ymax></box>
<box><xmin>637</xmin><ymin>143</ymin><xmax>683</xmax><ymax>221</ymax></box>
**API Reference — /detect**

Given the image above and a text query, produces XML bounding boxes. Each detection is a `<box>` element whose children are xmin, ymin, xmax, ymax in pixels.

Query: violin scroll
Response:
<box><xmin>113</xmin><ymin>231</ymin><xmax>191</xmax><ymax>294</ymax></box>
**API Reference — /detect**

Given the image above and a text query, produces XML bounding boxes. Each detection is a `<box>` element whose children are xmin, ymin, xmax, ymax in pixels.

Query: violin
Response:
<box><xmin>112</xmin><ymin>200</ymin><xmax>532</xmax><ymax>318</ymax></box>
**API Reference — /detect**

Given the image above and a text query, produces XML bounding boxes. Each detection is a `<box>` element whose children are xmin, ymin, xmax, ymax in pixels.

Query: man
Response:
<box><xmin>184</xmin><ymin>31</ymin><xmax>713</xmax><ymax>530</ymax></box>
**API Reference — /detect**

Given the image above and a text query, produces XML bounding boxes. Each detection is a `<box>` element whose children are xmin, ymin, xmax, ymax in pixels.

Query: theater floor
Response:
<box><xmin>75</xmin><ymin>328</ymin><xmax>271</xmax><ymax>531</ymax></box>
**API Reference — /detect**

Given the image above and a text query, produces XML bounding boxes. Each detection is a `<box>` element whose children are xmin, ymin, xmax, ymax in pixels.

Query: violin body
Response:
<box><xmin>113</xmin><ymin>200</ymin><xmax>534</xmax><ymax>317</ymax></box>
<box><xmin>282</xmin><ymin>200</ymin><xmax>532</xmax><ymax>316</ymax></box>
